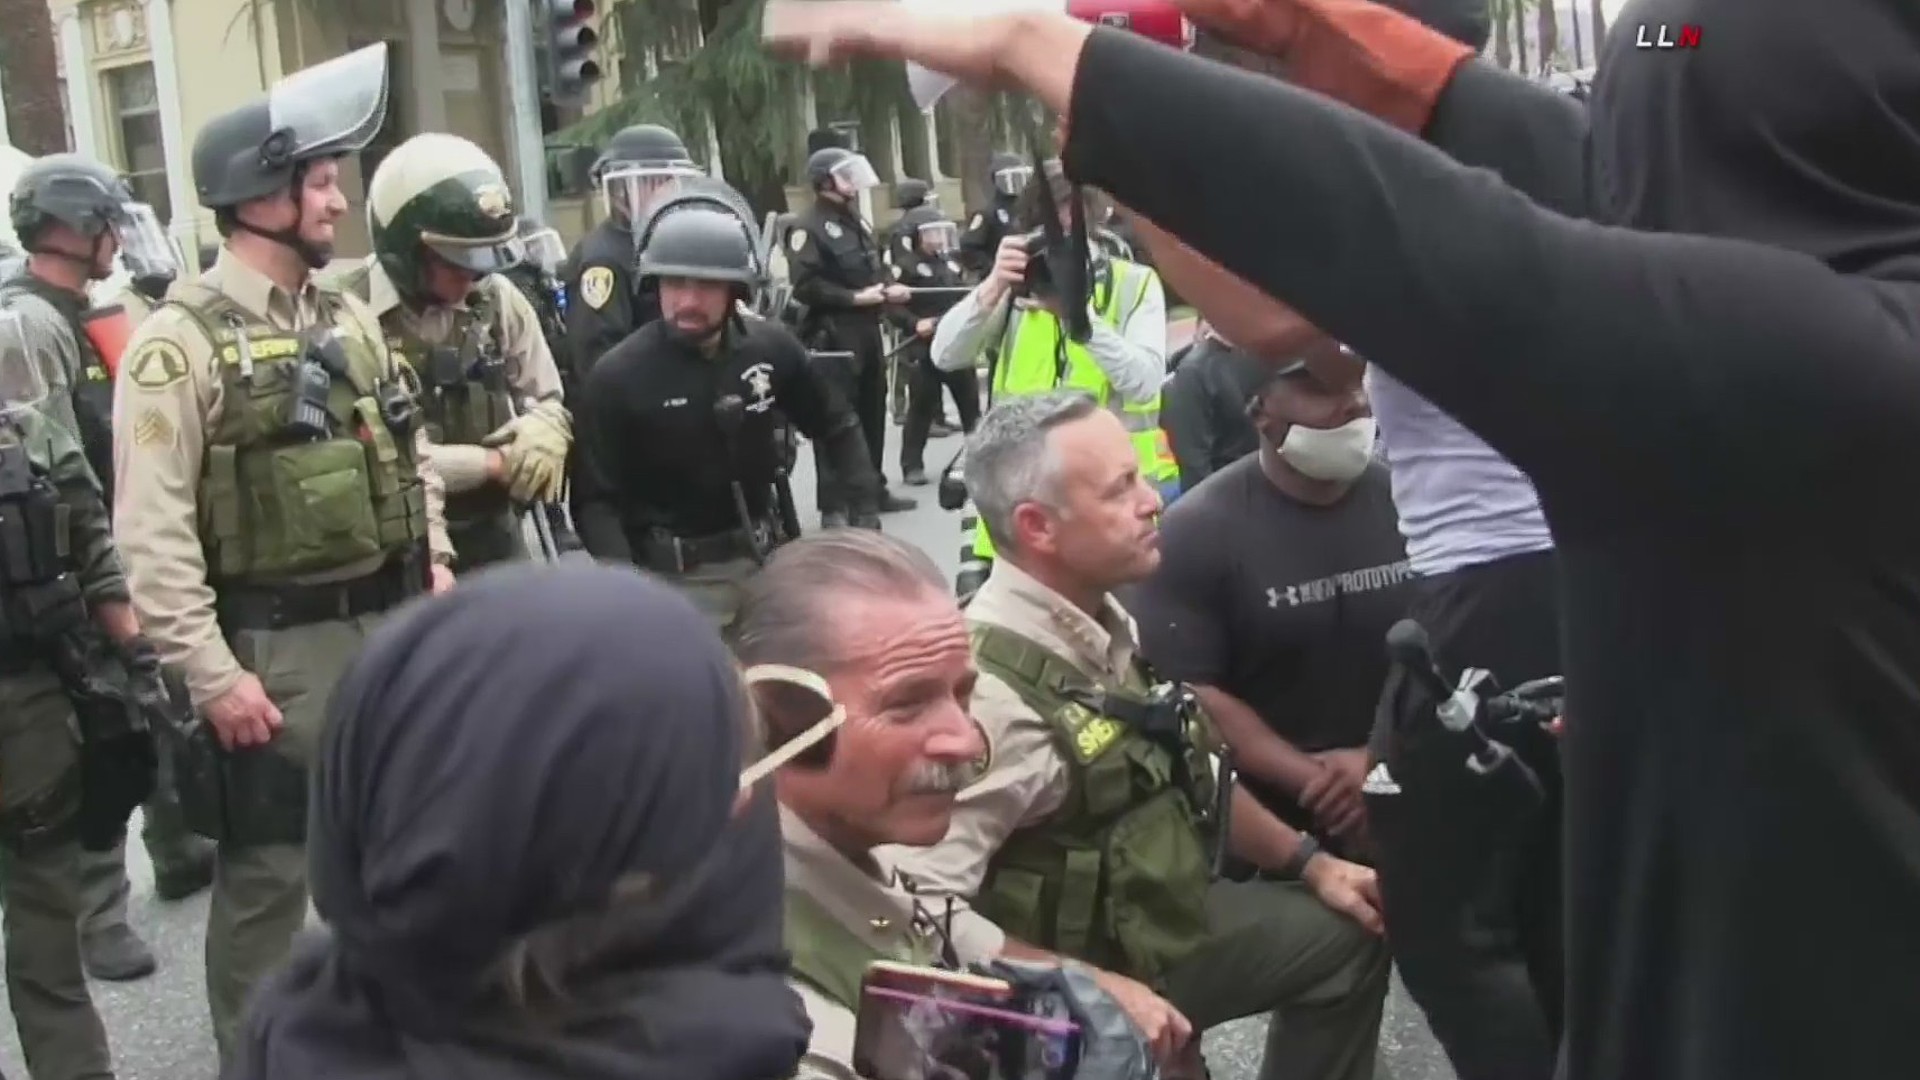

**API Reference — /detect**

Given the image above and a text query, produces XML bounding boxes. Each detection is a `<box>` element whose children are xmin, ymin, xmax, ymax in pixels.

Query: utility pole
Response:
<box><xmin>505</xmin><ymin>0</ymin><xmax>549</xmax><ymax>224</ymax></box>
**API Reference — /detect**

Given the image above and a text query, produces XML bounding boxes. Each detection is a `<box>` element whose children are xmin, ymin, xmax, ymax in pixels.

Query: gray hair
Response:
<box><xmin>735</xmin><ymin>529</ymin><xmax>947</xmax><ymax>673</ymax></box>
<box><xmin>964</xmin><ymin>390</ymin><xmax>1101</xmax><ymax>552</ymax></box>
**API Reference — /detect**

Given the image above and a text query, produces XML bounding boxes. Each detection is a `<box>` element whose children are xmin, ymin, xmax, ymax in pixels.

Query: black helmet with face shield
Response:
<box><xmin>806</xmin><ymin>147</ymin><xmax>880</xmax><ymax>197</ymax></box>
<box><xmin>191</xmin><ymin>42</ymin><xmax>390</xmax><ymax>267</ymax></box>
<box><xmin>10</xmin><ymin>154</ymin><xmax>180</xmax><ymax>283</ymax></box>
<box><xmin>595</xmin><ymin>124</ymin><xmax>702</xmax><ymax>225</ymax></box>
<box><xmin>896</xmin><ymin>205</ymin><xmax>958</xmax><ymax>257</ymax></box>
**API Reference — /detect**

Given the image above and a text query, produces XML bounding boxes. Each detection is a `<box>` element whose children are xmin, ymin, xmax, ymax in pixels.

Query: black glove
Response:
<box><xmin>64</xmin><ymin>633</ymin><xmax>162</xmax><ymax>850</ymax></box>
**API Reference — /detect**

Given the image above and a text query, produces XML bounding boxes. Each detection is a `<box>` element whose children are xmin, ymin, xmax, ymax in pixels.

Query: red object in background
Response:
<box><xmin>1065</xmin><ymin>0</ymin><xmax>1195</xmax><ymax>50</ymax></box>
<box><xmin>81</xmin><ymin>305</ymin><xmax>133</xmax><ymax>378</ymax></box>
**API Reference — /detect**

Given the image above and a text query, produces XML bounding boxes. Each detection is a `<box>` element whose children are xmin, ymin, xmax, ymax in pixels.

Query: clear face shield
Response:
<box><xmin>518</xmin><ymin>228</ymin><xmax>567</xmax><ymax>277</ymax></box>
<box><xmin>916</xmin><ymin>220</ymin><xmax>958</xmax><ymax>255</ymax></box>
<box><xmin>267</xmin><ymin>42</ymin><xmax>391</xmax><ymax>161</ymax></box>
<box><xmin>111</xmin><ymin>202</ymin><xmax>182</xmax><ymax>282</ymax></box>
<box><xmin>0</xmin><ymin>312</ymin><xmax>53</xmax><ymax>419</ymax></box>
<box><xmin>830</xmin><ymin>154</ymin><xmax>881</xmax><ymax>196</ymax></box>
<box><xmin>993</xmin><ymin>165</ymin><xmax>1034</xmax><ymax>198</ymax></box>
<box><xmin>601</xmin><ymin>163</ymin><xmax>703</xmax><ymax>223</ymax></box>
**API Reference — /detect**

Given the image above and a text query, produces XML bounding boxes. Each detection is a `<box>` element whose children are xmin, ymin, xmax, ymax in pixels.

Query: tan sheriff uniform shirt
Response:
<box><xmin>783</xmin><ymin>804</ymin><xmax>1006</xmax><ymax>1079</ymax></box>
<box><xmin>357</xmin><ymin>259</ymin><xmax>566</xmax><ymax>494</ymax></box>
<box><xmin>110</xmin><ymin>248</ymin><xmax>451</xmax><ymax>707</ymax></box>
<box><xmin>883</xmin><ymin>560</ymin><xmax>1142</xmax><ymax>900</ymax></box>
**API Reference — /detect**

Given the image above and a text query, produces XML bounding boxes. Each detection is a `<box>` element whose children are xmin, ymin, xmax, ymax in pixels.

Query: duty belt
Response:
<box><xmin>216</xmin><ymin>557</ymin><xmax>420</xmax><ymax>633</ymax></box>
<box><xmin>641</xmin><ymin>524</ymin><xmax>772</xmax><ymax>575</ymax></box>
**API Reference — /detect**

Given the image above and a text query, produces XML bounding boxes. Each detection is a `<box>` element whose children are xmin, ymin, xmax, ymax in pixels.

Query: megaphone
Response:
<box><xmin>904</xmin><ymin>0</ymin><xmax>1193</xmax><ymax>109</ymax></box>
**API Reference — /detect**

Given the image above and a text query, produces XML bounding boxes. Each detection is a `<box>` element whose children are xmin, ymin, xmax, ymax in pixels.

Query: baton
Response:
<box><xmin>808</xmin><ymin>350</ymin><xmax>856</xmax><ymax>360</ymax></box>
<box><xmin>504</xmin><ymin>396</ymin><xmax>563</xmax><ymax>563</ymax></box>
<box><xmin>901</xmin><ymin>286</ymin><xmax>975</xmax><ymax>295</ymax></box>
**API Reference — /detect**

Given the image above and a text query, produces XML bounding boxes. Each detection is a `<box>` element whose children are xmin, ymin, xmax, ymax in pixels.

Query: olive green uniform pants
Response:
<box><xmin>1162</xmin><ymin>879</ymin><xmax>1392</xmax><ymax>1080</ymax></box>
<box><xmin>451</xmin><ymin>513</ymin><xmax>529</xmax><ymax>574</ymax></box>
<box><xmin>0</xmin><ymin>668</ymin><xmax>113</xmax><ymax>1080</ymax></box>
<box><xmin>206</xmin><ymin>614</ymin><xmax>381</xmax><ymax>1064</ymax></box>
<box><xmin>657</xmin><ymin>556</ymin><xmax>759</xmax><ymax>640</ymax></box>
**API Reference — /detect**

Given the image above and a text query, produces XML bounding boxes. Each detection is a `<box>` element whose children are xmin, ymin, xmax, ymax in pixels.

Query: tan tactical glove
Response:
<box><xmin>480</xmin><ymin>399</ymin><xmax>572</xmax><ymax>505</ymax></box>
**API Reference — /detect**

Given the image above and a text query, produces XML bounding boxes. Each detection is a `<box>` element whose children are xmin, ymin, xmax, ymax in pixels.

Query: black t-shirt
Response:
<box><xmin>1128</xmin><ymin>454</ymin><xmax>1413</xmax><ymax>825</ymax></box>
<box><xmin>580</xmin><ymin>318</ymin><xmax>846</xmax><ymax>537</ymax></box>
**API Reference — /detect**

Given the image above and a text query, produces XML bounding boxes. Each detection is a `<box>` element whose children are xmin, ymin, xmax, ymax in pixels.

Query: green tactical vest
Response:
<box><xmin>970</xmin><ymin>623</ymin><xmax>1216</xmax><ymax>988</ymax></box>
<box><xmin>784</xmin><ymin>884</ymin><xmax>939</xmax><ymax>1010</ymax></box>
<box><xmin>340</xmin><ymin>267</ymin><xmax>515</xmax><ymax>528</ymax></box>
<box><xmin>166</xmin><ymin>281</ymin><xmax>429</xmax><ymax>584</ymax></box>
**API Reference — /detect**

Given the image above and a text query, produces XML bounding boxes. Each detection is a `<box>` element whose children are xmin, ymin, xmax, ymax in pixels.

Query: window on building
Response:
<box><xmin>104</xmin><ymin>63</ymin><xmax>169</xmax><ymax>223</ymax></box>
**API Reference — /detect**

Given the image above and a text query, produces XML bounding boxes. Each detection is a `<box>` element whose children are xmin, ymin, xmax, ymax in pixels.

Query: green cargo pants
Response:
<box><xmin>0</xmin><ymin>667</ymin><xmax>113</xmax><ymax>1080</ymax></box>
<box><xmin>450</xmin><ymin>512</ymin><xmax>528</xmax><ymax>574</ymax></box>
<box><xmin>206</xmin><ymin>614</ymin><xmax>381</xmax><ymax>1065</ymax></box>
<box><xmin>1161</xmin><ymin>879</ymin><xmax>1392</xmax><ymax>1080</ymax></box>
<box><xmin>658</xmin><ymin>556</ymin><xmax>759</xmax><ymax>640</ymax></box>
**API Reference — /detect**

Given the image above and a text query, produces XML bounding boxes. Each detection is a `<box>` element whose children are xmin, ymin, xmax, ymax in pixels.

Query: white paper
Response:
<box><xmin>901</xmin><ymin>0</ymin><xmax>1066</xmax><ymax>110</ymax></box>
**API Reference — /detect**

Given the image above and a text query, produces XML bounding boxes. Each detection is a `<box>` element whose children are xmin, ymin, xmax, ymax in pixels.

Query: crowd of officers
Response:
<box><xmin>0</xmin><ymin>32</ymin><xmax>1232</xmax><ymax>1080</ymax></box>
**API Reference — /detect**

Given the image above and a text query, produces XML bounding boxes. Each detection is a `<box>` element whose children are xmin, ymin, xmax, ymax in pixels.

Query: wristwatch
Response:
<box><xmin>1280</xmin><ymin>834</ymin><xmax>1322</xmax><ymax>880</ymax></box>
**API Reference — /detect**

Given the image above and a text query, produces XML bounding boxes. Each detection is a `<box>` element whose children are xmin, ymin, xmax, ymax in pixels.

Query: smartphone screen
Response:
<box><xmin>852</xmin><ymin>963</ymin><xmax>1082</xmax><ymax>1080</ymax></box>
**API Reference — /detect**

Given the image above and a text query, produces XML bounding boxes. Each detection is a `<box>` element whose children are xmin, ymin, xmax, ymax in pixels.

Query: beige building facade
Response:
<box><xmin>49</xmin><ymin>0</ymin><xmax>961</xmax><ymax>269</ymax></box>
<box><xmin>52</xmin><ymin>0</ymin><xmax>542</xmax><ymax>268</ymax></box>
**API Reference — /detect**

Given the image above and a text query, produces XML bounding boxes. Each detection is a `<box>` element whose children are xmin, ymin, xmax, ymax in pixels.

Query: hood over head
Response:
<box><xmin>232</xmin><ymin>562</ymin><xmax>808</xmax><ymax>1080</ymax></box>
<box><xmin>1592</xmin><ymin>0</ymin><xmax>1920</xmax><ymax>280</ymax></box>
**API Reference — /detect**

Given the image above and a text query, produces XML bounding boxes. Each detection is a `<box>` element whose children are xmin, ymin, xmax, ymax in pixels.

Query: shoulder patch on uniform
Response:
<box><xmin>789</xmin><ymin>229</ymin><xmax>809</xmax><ymax>254</ymax></box>
<box><xmin>131</xmin><ymin>407</ymin><xmax>175</xmax><ymax>448</ymax></box>
<box><xmin>579</xmin><ymin>266</ymin><xmax>615</xmax><ymax>311</ymax></box>
<box><xmin>823</xmin><ymin>220</ymin><xmax>843</xmax><ymax>240</ymax></box>
<box><xmin>961</xmin><ymin>719</ymin><xmax>995</xmax><ymax>787</ymax></box>
<box><xmin>996</xmin><ymin>207</ymin><xmax>1010</xmax><ymax>225</ymax></box>
<box><xmin>913</xmin><ymin>262</ymin><xmax>929</xmax><ymax>278</ymax></box>
<box><xmin>968</xmin><ymin>213</ymin><xmax>984</xmax><ymax>230</ymax></box>
<box><xmin>946</xmin><ymin>259</ymin><xmax>961</xmax><ymax>276</ymax></box>
<box><xmin>126</xmin><ymin>341</ymin><xmax>189</xmax><ymax>391</ymax></box>
<box><xmin>889</xmin><ymin>263</ymin><xmax>904</xmax><ymax>280</ymax></box>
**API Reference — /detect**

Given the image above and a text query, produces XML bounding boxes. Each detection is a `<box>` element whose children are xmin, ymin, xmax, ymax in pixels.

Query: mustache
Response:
<box><xmin>902</xmin><ymin>762</ymin><xmax>971</xmax><ymax>796</ymax></box>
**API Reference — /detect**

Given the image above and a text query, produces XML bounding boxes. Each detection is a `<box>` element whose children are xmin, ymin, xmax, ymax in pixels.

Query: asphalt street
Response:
<box><xmin>0</xmin><ymin>374</ymin><xmax>1456</xmax><ymax>1080</ymax></box>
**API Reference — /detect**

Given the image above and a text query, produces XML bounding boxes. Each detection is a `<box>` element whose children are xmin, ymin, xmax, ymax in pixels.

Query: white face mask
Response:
<box><xmin>1280</xmin><ymin>417</ymin><xmax>1377</xmax><ymax>482</ymax></box>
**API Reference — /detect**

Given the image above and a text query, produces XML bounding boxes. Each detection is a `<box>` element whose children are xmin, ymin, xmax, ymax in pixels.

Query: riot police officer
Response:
<box><xmin>0</xmin><ymin>154</ymin><xmax>214</xmax><ymax>986</ymax></box>
<box><xmin>887</xmin><ymin>205</ymin><xmax>979</xmax><ymax>485</ymax></box>
<box><xmin>109</xmin><ymin>43</ymin><xmax>453</xmax><ymax>1063</ymax></box>
<box><xmin>788</xmin><ymin>147</ymin><xmax>916</xmax><ymax>526</ymax></box>
<box><xmin>337</xmin><ymin>133</ymin><xmax>571</xmax><ymax>571</ymax></box>
<box><xmin>504</xmin><ymin>217</ymin><xmax>570</xmax><ymax>386</ymax></box>
<box><xmin>882</xmin><ymin>176</ymin><xmax>937</xmax><ymax>267</ymax></box>
<box><xmin>581</xmin><ymin>188</ymin><xmax>881</xmax><ymax>635</ymax></box>
<box><xmin>0</xmin><ymin>313</ymin><xmax>157</xmax><ymax>1080</ymax></box>
<box><xmin>956</xmin><ymin>152</ymin><xmax>1032</xmax><ymax>278</ymax></box>
<box><xmin>563</xmin><ymin>123</ymin><xmax>701</xmax><ymax>560</ymax></box>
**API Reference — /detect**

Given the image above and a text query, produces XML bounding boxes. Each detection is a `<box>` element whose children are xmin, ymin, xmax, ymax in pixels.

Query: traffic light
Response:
<box><xmin>537</xmin><ymin>0</ymin><xmax>602</xmax><ymax>105</ymax></box>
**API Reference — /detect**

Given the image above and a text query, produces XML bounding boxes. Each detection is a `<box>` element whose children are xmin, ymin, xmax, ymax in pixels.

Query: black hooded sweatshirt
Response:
<box><xmin>1058</xmin><ymin>3</ymin><xmax>1920</xmax><ymax>1079</ymax></box>
<box><xmin>230</xmin><ymin>563</ymin><xmax>810</xmax><ymax>1080</ymax></box>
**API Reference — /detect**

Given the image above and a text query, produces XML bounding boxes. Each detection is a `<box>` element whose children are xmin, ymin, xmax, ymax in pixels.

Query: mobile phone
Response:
<box><xmin>853</xmin><ymin>962</ymin><xmax>1082</xmax><ymax>1080</ymax></box>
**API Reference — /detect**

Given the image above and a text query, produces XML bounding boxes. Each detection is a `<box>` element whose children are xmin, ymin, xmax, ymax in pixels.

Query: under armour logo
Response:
<box><xmin>1266</xmin><ymin>586</ymin><xmax>1299</xmax><ymax>608</ymax></box>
